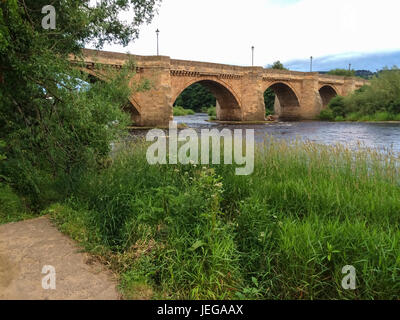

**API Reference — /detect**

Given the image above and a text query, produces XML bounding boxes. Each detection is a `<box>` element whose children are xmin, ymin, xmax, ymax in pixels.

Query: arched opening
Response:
<box><xmin>263</xmin><ymin>82</ymin><xmax>301</xmax><ymax>120</ymax></box>
<box><xmin>173</xmin><ymin>80</ymin><xmax>242</xmax><ymax>121</ymax></box>
<box><xmin>319</xmin><ymin>85</ymin><xmax>338</xmax><ymax>109</ymax></box>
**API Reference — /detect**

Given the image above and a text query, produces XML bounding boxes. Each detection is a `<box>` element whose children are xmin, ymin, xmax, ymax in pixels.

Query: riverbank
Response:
<box><xmin>326</xmin><ymin>120</ymin><xmax>400</xmax><ymax>124</ymax></box>
<box><xmin>45</xmin><ymin>138</ymin><xmax>400</xmax><ymax>299</ymax></box>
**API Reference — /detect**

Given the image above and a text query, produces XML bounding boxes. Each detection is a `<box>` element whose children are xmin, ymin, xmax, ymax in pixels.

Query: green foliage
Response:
<box><xmin>319</xmin><ymin>109</ymin><xmax>335</xmax><ymax>121</ymax></box>
<box><xmin>327</xmin><ymin>69</ymin><xmax>356</xmax><ymax>77</ymax></box>
<box><xmin>0</xmin><ymin>184</ymin><xmax>33</xmax><ymax>225</ymax></box>
<box><xmin>0</xmin><ymin>0</ymin><xmax>159</xmax><ymax>210</ymax></box>
<box><xmin>51</xmin><ymin>139</ymin><xmax>400</xmax><ymax>299</ymax></box>
<box><xmin>53</xmin><ymin>143</ymin><xmax>241</xmax><ymax>299</ymax></box>
<box><xmin>264</xmin><ymin>88</ymin><xmax>276</xmax><ymax>115</ymax></box>
<box><xmin>320</xmin><ymin>68</ymin><xmax>400</xmax><ymax>121</ymax></box>
<box><xmin>173</xmin><ymin>106</ymin><xmax>195</xmax><ymax>116</ymax></box>
<box><xmin>328</xmin><ymin>96</ymin><xmax>346</xmax><ymax>118</ymax></box>
<box><xmin>207</xmin><ymin>107</ymin><xmax>217</xmax><ymax>117</ymax></box>
<box><xmin>270</xmin><ymin>61</ymin><xmax>287</xmax><ymax>70</ymax></box>
<box><xmin>174</xmin><ymin>83</ymin><xmax>216</xmax><ymax>113</ymax></box>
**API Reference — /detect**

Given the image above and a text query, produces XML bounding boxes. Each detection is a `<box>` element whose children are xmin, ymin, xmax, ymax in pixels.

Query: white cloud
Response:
<box><xmin>97</xmin><ymin>0</ymin><xmax>400</xmax><ymax>66</ymax></box>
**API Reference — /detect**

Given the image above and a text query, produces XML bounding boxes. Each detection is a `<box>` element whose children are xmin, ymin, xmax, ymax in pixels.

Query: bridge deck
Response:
<box><xmin>74</xmin><ymin>49</ymin><xmax>366</xmax><ymax>86</ymax></box>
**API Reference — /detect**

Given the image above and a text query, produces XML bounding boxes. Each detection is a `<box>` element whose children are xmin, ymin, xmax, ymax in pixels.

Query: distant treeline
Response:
<box><xmin>319</xmin><ymin>69</ymin><xmax>375</xmax><ymax>79</ymax></box>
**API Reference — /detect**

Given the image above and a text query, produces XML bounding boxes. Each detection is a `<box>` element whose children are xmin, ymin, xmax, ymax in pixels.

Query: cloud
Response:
<box><xmin>285</xmin><ymin>50</ymin><xmax>400</xmax><ymax>72</ymax></box>
<box><xmin>95</xmin><ymin>0</ymin><xmax>400</xmax><ymax>67</ymax></box>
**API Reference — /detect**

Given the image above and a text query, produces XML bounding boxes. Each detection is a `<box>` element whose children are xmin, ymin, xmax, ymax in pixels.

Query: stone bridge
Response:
<box><xmin>71</xmin><ymin>49</ymin><xmax>367</xmax><ymax>126</ymax></box>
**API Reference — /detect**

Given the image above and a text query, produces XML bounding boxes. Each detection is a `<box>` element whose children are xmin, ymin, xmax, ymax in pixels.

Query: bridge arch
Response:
<box><xmin>263</xmin><ymin>82</ymin><xmax>301</xmax><ymax>120</ymax></box>
<box><xmin>172</xmin><ymin>78</ymin><xmax>242</xmax><ymax>121</ymax></box>
<box><xmin>319</xmin><ymin>85</ymin><xmax>338</xmax><ymax>109</ymax></box>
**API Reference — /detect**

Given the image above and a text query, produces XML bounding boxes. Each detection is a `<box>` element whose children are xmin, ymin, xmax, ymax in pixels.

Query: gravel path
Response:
<box><xmin>0</xmin><ymin>217</ymin><xmax>120</xmax><ymax>300</ymax></box>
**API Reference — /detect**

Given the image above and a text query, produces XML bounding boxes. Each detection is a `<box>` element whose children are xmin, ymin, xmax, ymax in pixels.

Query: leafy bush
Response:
<box><xmin>264</xmin><ymin>88</ymin><xmax>276</xmax><ymax>115</ymax></box>
<box><xmin>207</xmin><ymin>107</ymin><xmax>217</xmax><ymax>117</ymax></box>
<box><xmin>346</xmin><ymin>112</ymin><xmax>361</xmax><ymax>121</ymax></box>
<box><xmin>173</xmin><ymin>106</ymin><xmax>195</xmax><ymax>116</ymax></box>
<box><xmin>328</xmin><ymin>96</ymin><xmax>347</xmax><ymax>118</ymax></box>
<box><xmin>0</xmin><ymin>0</ymin><xmax>158</xmax><ymax>211</ymax></box>
<box><xmin>323</xmin><ymin>68</ymin><xmax>400</xmax><ymax>121</ymax></box>
<box><xmin>341</xmin><ymin>68</ymin><xmax>400</xmax><ymax>119</ymax></box>
<box><xmin>319</xmin><ymin>109</ymin><xmax>335</xmax><ymax>121</ymax></box>
<box><xmin>0</xmin><ymin>184</ymin><xmax>32</xmax><ymax>224</ymax></box>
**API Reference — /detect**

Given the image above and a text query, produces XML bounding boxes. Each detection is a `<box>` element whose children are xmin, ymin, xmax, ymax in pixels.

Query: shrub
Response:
<box><xmin>328</xmin><ymin>96</ymin><xmax>346</xmax><ymax>118</ymax></box>
<box><xmin>207</xmin><ymin>107</ymin><xmax>217</xmax><ymax>117</ymax></box>
<box><xmin>325</xmin><ymin>68</ymin><xmax>400</xmax><ymax>121</ymax></box>
<box><xmin>375</xmin><ymin>112</ymin><xmax>394</xmax><ymax>121</ymax></box>
<box><xmin>0</xmin><ymin>184</ymin><xmax>31</xmax><ymax>224</ymax></box>
<box><xmin>346</xmin><ymin>112</ymin><xmax>361</xmax><ymax>121</ymax></box>
<box><xmin>319</xmin><ymin>109</ymin><xmax>335</xmax><ymax>121</ymax></box>
<box><xmin>173</xmin><ymin>106</ymin><xmax>195</xmax><ymax>116</ymax></box>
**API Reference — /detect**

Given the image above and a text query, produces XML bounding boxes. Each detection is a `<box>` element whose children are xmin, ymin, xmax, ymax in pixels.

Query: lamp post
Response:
<box><xmin>156</xmin><ymin>29</ymin><xmax>160</xmax><ymax>56</ymax></box>
<box><xmin>310</xmin><ymin>56</ymin><xmax>313</xmax><ymax>72</ymax></box>
<box><xmin>251</xmin><ymin>46</ymin><xmax>254</xmax><ymax>66</ymax></box>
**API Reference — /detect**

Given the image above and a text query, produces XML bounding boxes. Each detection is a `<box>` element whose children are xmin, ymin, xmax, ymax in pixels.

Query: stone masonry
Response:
<box><xmin>70</xmin><ymin>49</ymin><xmax>368</xmax><ymax>127</ymax></box>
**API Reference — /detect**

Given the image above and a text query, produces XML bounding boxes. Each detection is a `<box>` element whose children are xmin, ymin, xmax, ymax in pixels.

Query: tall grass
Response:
<box><xmin>0</xmin><ymin>184</ymin><xmax>33</xmax><ymax>225</ymax></box>
<box><xmin>50</xmin><ymin>138</ymin><xmax>400</xmax><ymax>299</ymax></box>
<box><xmin>173</xmin><ymin>106</ymin><xmax>195</xmax><ymax>116</ymax></box>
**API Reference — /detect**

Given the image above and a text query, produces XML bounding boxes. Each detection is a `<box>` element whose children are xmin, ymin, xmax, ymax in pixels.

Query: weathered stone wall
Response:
<box><xmin>70</xmin><ymin>49</ymin><xmax>368</xmax><ymax>126</ymax></box>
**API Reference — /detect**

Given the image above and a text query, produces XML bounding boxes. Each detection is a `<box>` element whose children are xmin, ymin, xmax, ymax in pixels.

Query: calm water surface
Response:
<box><xmin>130</xmin><ymin>113</ymin><xmax>400</xmax><ymax>154</ymax></box>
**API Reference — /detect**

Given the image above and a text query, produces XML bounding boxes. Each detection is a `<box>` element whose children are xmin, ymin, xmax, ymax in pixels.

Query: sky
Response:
<box><xmin>96</xmin><ymin>0</ymin><xmax>400</xmax><ymax>71</ymax></box>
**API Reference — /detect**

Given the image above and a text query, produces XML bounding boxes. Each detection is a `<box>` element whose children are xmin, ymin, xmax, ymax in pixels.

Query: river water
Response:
<box><xmin>130</xmin><ymin>113</ymin><xmax>400</xmax><ymax>154</ymax></box>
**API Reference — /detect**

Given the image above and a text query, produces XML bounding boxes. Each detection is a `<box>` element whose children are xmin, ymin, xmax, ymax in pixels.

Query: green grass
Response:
<box><xmin>49</xmin><ymin>138</ymin><xmax>400</xmax><ymax>300</ymax></box>
<box><xmin>332</xmin><ymin>111</ymin><xmax>400</xmax><ymax>122</ymax></box>
<box><xmin>207</xmin><ymin>107</ymin><xmax>216</xmax><ymax>118</ymax></box>
<box><xmin>0</xmin><ymin>184</ymin><xmax>34</xmax><ymax>225</ymax></box>
<box><xmin>173</xmin><ymin>106</ymin><xmax>195</xmax><ymax>116</ymax></box>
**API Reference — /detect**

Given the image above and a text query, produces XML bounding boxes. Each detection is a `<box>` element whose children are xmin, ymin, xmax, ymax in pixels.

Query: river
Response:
<box><xmin>130</xmin><ymin>113</ymin><xmax>400</xmax><ymax>154</ymax></box>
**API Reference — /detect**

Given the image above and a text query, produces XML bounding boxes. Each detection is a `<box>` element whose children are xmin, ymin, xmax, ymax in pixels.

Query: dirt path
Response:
<box><xmin>0</xmin><ymin>217</ymin><xmax>120</xmax><ymax>300</ymax></box>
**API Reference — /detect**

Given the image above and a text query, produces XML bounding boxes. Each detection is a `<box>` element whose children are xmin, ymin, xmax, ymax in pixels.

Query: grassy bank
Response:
<box><xmin>48</xmin><ymin>138</ymin><xmax>400</xmax><ymax>300</ymax></box>
<box><xmin>0</xmin><ymin>184</ymin><xmax>34</xmax><ymax>225</ymax></box>
<box><xmin>320</xmin><ymin>110</ymin><xmax>400</xmax><ymax>122</ymax></box>
<box><xmin>173</xmin><ymin>106</ymin><xmax>195</xmax><ymax>116</ymax></box>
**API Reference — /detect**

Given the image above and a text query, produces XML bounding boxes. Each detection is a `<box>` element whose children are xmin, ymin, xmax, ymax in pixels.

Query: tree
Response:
<box><xmin>328</xmin><ymin>96</ymin><xmax>346</xmax><ymax>118</ymax></box>
<box><xmin>174</xmin><ymin>83</ymin><xmax>216</xmax><ymax>112</ymax></box>
<box><xmin>270</xmin><ymin>61</ymin><xmax>287</xmax><ymax>70</ymax></box>
<box><xmin>0</xmin><ymin>1</ymin><xmax>160</xmax><ymax>208</ymax></box>
<box><xmin>327</xmin><ymin>69</ymin><xmax>356</xmax><ymax>77</ymax></box>
<box><xmin>264</xmin><ymin>89</ymin><xmax>276</xmax><ymax>115</ymax></box>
